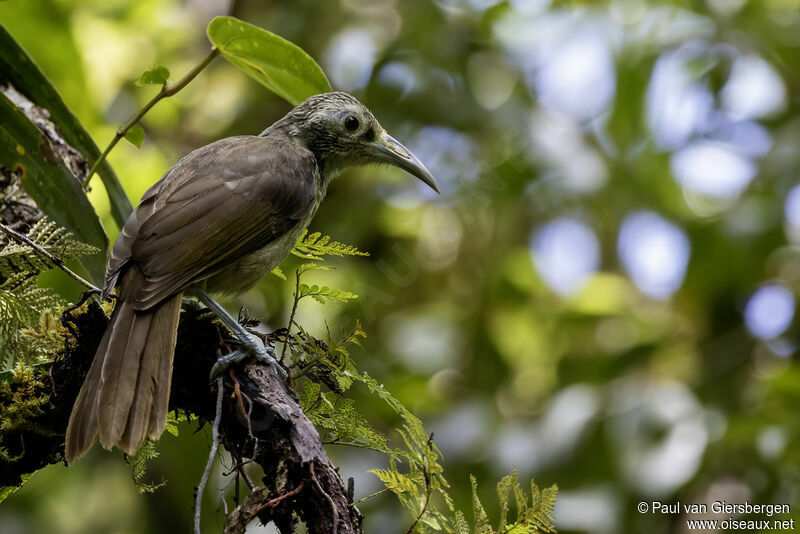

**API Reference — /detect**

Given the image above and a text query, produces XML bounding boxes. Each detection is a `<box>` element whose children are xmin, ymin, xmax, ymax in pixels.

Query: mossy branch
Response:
<box><xmin>0</xmin><ymin>302</ymin><xmax>362</xmax><ymax>533</ymax></box>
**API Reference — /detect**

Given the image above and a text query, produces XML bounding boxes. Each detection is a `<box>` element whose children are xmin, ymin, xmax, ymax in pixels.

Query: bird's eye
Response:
<box><xmin>344</xmin><ymin>115</ymin><xmax>360</xmax><ymax>132</ymax></box>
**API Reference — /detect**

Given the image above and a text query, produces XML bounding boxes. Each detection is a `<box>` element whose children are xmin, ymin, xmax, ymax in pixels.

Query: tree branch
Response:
<box><xmin>0</xmin><ymin>301</ymin><xmax>361</xmax><ymax>534</ymax></box>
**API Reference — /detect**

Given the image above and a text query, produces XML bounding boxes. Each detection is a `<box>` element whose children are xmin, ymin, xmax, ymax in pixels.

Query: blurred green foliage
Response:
<box><xmin>2</xmin><ymin>0</ymin><xmax>800</xmax><ymax>533</ymax></box>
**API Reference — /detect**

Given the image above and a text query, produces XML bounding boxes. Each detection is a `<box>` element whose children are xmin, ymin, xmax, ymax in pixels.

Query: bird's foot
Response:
<box><xmin>209</xmin><ymin>334</ymin><xmax>286</xmax><ymax>381</ymax></box>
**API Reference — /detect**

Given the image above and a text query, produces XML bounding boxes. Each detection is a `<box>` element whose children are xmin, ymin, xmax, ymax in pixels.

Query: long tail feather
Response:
<box><xmin>120</xmin><ymin>292</ymin><xmax>181</xmax><ymax>453</ymax></box>
<box><xmin>65</xmin><ymin>281</ymin><xmax>182</xmax><ymax>464</ymax></box>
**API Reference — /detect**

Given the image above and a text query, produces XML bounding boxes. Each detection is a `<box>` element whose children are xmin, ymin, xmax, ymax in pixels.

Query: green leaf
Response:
<box><xmin>369</xmin><ymin>468</ymin><xmax>420</xmax><ymax>495</ymax></box>
<box><xmin>123</xmin><ymin>124</ymin><xmax>144</xmax><ymax>148</ymax></box>
<box><xmin>0</xmin><ymin>472</ymin><xmax>32</xmax><ymax>504</ymax></box>
<box><xmin>0</xmin><ymin>90</ymin><xmax>107</xmax><ymax>283</ymax></box>
<box><xmin>136</xmin><ymin>65</ymin><xmax>170</xmax><ymax>86</ymax></box>
<box><xmin>298</xmin><ymin>262</ymin><xmax>333</xmax><ymax>274</ymax></box>
<box><xmin>453</xmin><ymin>511</ymin><xmax>470</xmax><ymax>534</ymax></box>
<box><xmin>206</xmin><ymin>16</ymin><xmax>332</xmax><ymax>105</ymax></box>
<box><xmin>301</xmin><ymin>383</ymin><xmax>389</xmax><ymax>451</ymax></box>
<box><xmin>298</xmin><ymin>283</ymin><xmax>358</xmax><ymax>304</ymax></box>
<box><xmin>497</xmin><ymin>471</ymin><xmax>514</xmax><ymax>531</ymax></box>
<box><xmin>270</xmin><ymin>266</ymin><xmax>287</xmax><ymax>280</ymax></box>
<box><xmin>472</xmin><ymin>475</ymin><xmax>494</xmax><ymax>534</ymax></box>
<box><xmin>0</xmin><ymin>23</ymin><xmax>132</xmax><ymax>228</ymax></box>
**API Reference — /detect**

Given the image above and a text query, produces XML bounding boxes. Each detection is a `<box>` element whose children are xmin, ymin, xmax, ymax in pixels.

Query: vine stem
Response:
<box><xmin>404</xmin><ymin>435</ymin><xmax>436</xmax><ymax>534</ymax></box>
<box><xmin>349</xmin><ymin>487</ymin><xmax>390</xmax><ymax>507</ymax></box>
<box><xmin>403</xmin><ymin>473</ymin><xmax>433</xmax><ymax>534</ymax></box>
<box><xmin>251</xmin><ymin>480</ymin><xmax>306</xmax><ymax>518</ymax></box>
<box><xmin>0</xmin><ymin>222</ymin><xmax>101</xmax><ymax>293</ymax></box>
<box><xmin>195</xmin><ymin>375</ymin><xmax>225</xmax><ymax>534</ymax></box>
<box><xmin>82</xmin><ymin>47</ymin><xmax>220</xmax><ymax>191</ymax></box>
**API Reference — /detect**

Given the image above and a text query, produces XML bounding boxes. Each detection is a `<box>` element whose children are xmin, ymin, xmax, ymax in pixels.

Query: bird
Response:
<box><xmin>65</xmin><ymin>91</ymin><xmax>440</xmax><ymax>464</ymax></box>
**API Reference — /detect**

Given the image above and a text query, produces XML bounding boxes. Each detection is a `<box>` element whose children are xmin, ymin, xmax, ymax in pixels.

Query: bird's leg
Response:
<box><xmin>194</xmin><ymin>289</ymin><xmax>287</xmax><ymax>379</ymax></box>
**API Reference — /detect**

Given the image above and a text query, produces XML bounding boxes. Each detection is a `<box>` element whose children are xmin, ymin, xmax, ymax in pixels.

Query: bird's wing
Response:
<box><xmin>105</xmin><ymin>135</ymin><xmax>318</xmax><ymax>310</ymax></box>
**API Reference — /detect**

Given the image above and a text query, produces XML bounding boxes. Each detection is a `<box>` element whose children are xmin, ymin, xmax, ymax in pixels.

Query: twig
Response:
<box><xmin>195</xmin><ymin>374</ymin><xmax>225</xmax><ymax>534</ymax></box>
<box><xmin>403</xmin><ymin>475</ymin><xmax>433</xmax><ymax>534</ymax></box>
<box><xmin>322</xmin><ymin>439</ymin><xmax>388</xmax><ymax>451</ymax></box>
<box><xmin>228</xmin><ymin>369</ymin><xmax>249</xmax><ymax>420</ymax></box>
<box><xmin>290</xmin><ymin>323</ymin><xmax>359</xmax><ymax>382</ymax></box>
<box><xmin>236</xmin><ymin>462</ymin><xmax>255</xmax><ymax>492</ymax></box>
<box><xmin>82</xmin><ymin>47</ymin><xmax>220</xmax><ymax>190</ymax></box>
<box><xmin>251</xmin><ymin>481</ymin><xmax>305</xmax><ymax>517</ymax></box>
<box><xmin>61</xmin><ymin>288</ymin><xmax>105</xmax><ymax>316</ymax></box>
<box><xmin>221</xmin><ymin>488</ymin><xmax>229</xmax><ymax>515</ymax></box>
<box><xmin>233</xmin><ymin>460</ymin><xmax>240</xmax><ymax>505</ymax></box>
<box><xmin>279</xmin><ymin>269</ymin><xmax>303</xmax><ymax>364</ymax></box>
<box><xmin>403</xmin><ymin>436</ymin><xmax>436</xmax><ymax>534</ymax></box>
<box><xmin>0</xmin><ymin>222</ymin><xmax>101</xmax><ymax>293</ymax></box>
<box><xmin>347</xmin><ymin>477</ymin><xmax>354</xmax><ymax>504</ymax></box>
<box><xmin>349</xmin><ymin>487</ymin><xmax>390</xmax><ymax>507</ymax></box>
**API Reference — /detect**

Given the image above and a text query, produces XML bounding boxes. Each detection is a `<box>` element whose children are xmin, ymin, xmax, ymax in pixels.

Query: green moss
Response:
<box><xmin>0</xmin><ymin>362</ymin><xmax>51</xmax><ymax>462</ymax></box>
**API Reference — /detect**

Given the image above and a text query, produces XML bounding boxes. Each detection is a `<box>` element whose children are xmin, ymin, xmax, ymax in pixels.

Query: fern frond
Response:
<box><xmin>0</xmin><ymin>219</ymin><xmax>95</xmax><ymax>370</ymax></box>
<box><xmin>270</xmin><ymin>266</ymin><xmax>287</xmax><ymax>280</ymax></box>
<box><xmin>471</xmin><ymin>475</ymin><xmax>493</xmax><ymax>534</ymax></box>
<box><xmin>522</xmin><ymin>478</ymin><xmax>558</xmax><ymax>533</ymax></box>
<box><xmin>497</xmin><ymin>471</ymin><xmax>514</xmax><ymax>531</ymax></box>
<box><xmin>164</xmin><ymin>410</ymin><xmax>194</xmax><ymax>437</ymax></box>
<box><xmin>298</xmin><ymin>283</ymin><xmax>358</xmax><ymax>304</ymax></box>
<box><xmin>301</xmin><ymin>382</ymin><xmax>389</xmax><ymax>452</ymax></box>
<box><xmin>125</xmin><ymin>440</ymin><xmax>166</xmax><ymax>494</ymax></box>
<box><xmin>292</xmin><ymin>321</ymin><xmax>366</xmax><ymax>394</ymax></box>
<box><xmin>454</xmin><ymin>512</ymin><xmax>470</xmax><ymax>534</ymax></box>
<box><xmin>0</xmin><ymin>218</ymin><xmax>99</xmax><ymax>280</ymax></box>
<box><xmin>298</xmin><ymin>262</ymin><xmax>333</xmax><ymax>274</ymax></box>
<box><xmin>369</xmin><ymin>468</ymin><xmax>422</xmax><ymax>495</ymax></box>
<box><xmin>460</xmin><ymin>470</ymin><xmax>558</xmax><ymax>534</ymax></box>
<box><xmin>0</xmin><ymin>274</ymin><xmax>65</xmax><ymax>369</ymax></box>
<box><xmin>291</xmin><ymin>230</ymin><xmax>368</xmax><ymax>261</ymax></box>
<box><xmin>369</xmin><ymin>467</ymin><xmax>427</xmax><ymax>517</ymax></box>
<box><xmin>0</xmin><ymin>282</ymin><xmax>40</xmax><ymax>343</ymax></box>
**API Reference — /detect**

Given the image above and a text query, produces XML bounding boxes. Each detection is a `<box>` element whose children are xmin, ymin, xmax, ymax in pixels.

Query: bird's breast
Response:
<box><xmin>201</xmin><ymin>187</ymin><xmax>326</xmax><ymax>297</ymax></box>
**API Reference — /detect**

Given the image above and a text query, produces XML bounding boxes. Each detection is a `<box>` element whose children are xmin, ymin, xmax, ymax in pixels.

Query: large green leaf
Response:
<box><xmin>0</xmin><ymin>23</ymin><xmax>132</xmax><ymax>229</ymax></box>
<box><xmin>0</xmin><ymin>472</ymin><xmax>32</xmax><ymax>504</ymax></box>
<box><xmin>0</xmin><ymin>92</ymin><xmax>107</xmax><ymax>283</ymax></box>
<box><xmin>206</xmin><ymin>16</ymin><xmax>332</xmax><ymax>105</ymax></box>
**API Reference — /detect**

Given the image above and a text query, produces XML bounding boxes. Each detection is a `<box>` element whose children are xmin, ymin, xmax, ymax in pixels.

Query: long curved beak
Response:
<box><xmin>368</xmin><ymin>132</ymin><xmax>441</xmax><ymax>194</ymax></box>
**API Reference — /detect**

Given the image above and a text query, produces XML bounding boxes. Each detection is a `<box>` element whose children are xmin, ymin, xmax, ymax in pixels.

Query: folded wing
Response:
<box><xmin>105</xmin><ymin>135</ymin><xmax>319</xmax><ymax>309</ymax></box>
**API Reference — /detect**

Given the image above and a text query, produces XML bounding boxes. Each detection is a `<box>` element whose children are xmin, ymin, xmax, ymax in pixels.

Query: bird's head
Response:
<box><xmin>268</xmin><ymin>91</ymin><xmax>440</xmax><ymax>194</ymax></box>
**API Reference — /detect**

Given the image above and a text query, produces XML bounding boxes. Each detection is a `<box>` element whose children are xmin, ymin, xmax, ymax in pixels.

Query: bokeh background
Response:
<box><xmin>2</xmin><ymin>0</ymin><xmax>800</xmax><ymax>532</ymax></box>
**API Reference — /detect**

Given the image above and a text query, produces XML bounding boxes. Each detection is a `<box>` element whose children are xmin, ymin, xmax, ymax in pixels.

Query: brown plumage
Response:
<box><xmin>65</xmin><ymin>92</ymin><xmax>439</xmax><ymax>464</ymax></box>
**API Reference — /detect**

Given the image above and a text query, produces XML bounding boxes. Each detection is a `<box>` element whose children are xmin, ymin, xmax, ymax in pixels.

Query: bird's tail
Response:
<box><xmin>65</xmin><ymin>284</ymin><xmax>182</xmax><ymax>464</ymax></box>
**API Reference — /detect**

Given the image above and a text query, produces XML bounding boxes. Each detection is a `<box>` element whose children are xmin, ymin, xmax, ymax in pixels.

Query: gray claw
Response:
<box><xmin>209</xmin><ymin>334</ymin><xmax>286</xmax><ymax>381</ymax></box>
